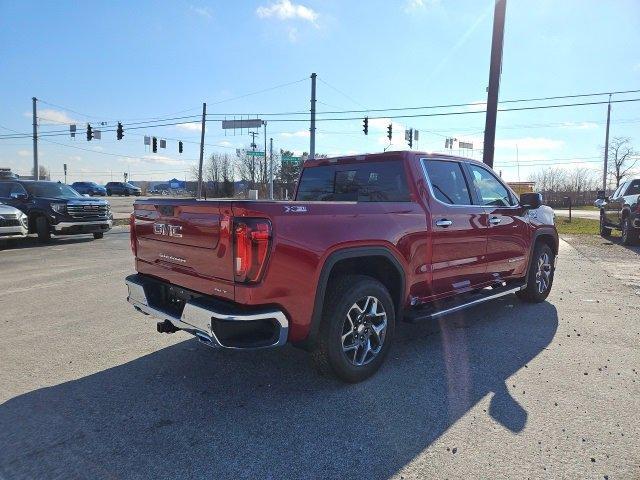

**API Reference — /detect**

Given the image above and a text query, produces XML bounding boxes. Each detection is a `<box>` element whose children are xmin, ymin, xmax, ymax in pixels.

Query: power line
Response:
<box><xmin>206</xmin><ymin>77</ymin><xmax>308</xmax><ymax>106</ymax></box>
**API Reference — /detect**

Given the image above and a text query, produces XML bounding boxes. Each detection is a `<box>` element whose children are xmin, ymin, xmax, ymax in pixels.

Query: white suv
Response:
<box><xmin>0</xmin><ymin>202</ymin><xmax>28</xmax><ymax>239</ymax></box>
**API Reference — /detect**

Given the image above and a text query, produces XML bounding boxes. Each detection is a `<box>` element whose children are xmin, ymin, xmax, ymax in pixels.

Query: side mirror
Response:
<box><xmin>596</xmin><ymin>190</ymin><xmax>606</xmax><ymax>200</ymax></box>
<box><xmin>10</xmin><ymin>192</ymin><xmax>28</xmax><ymax>200</ymax></box>
<box><xmin>520</xmin><ymin>192</ymin><xmax>542</xmax><ymax>209</ymax></box>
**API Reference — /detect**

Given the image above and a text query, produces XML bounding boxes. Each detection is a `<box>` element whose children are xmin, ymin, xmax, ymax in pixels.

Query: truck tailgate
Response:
<box><xmin>133</xmin><ymin>200</ymin><xmax>234</xmax><ymax>296</ymax></box>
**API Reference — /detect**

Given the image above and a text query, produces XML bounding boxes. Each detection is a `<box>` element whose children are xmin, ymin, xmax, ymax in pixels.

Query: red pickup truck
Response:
<box><xmin>126</xmin><ymin>151</ymin><xmax>558</xmax><ymax>382</ymax></box>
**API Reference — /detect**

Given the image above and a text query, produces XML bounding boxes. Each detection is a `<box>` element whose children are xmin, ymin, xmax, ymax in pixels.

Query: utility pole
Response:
<box><xmin>197</xmin><ymin>102</ymin><xmax>207</xmax><ymax>198</ymax></box>
<box><xmin>269</xmin><ymin>137</ymin><xmax>274</xmax><ymax>200</ymax></box>
<box><xmin>32</xmin><ymin>97</ymin><xmax>39</xmax><ymax>180</ymax></box>
<box><xmin>249</xmin><ymin>131</ymin><xmax>259</xmax><ymax>187</ymax></box>
<box><xmin>603</xmin><ymin>95</ymin><xmax>611</xmax><ymax>191</ymax></box>
<box><xmin>310</xmin><ymin>72</ymin><xmax>317</xmax><ymax>160</ymax></box>
<box><xmin>482</xmin><ymin>0</ymin><xmax>507</xmax><ymax>169</ymax></box>
<box><xmin>263</xmin><ymin>121</ymin><xmax>268</xmax><ymax>187</ymax></box>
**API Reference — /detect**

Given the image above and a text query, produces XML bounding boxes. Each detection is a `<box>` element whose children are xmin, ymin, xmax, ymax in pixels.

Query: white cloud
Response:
<box><xmin>176</xmin><ymin>122</ymin><xmax>201</xmax><ymax>132</ymax></box>
<box><xmin>404</xmin><ymin>0</ymin><xmax>439</xmax><ymax>13</ymax></box>
<box><xmin>467</xmin><ymin>101</ymin><xmax>486</xmax><ymax>112</ymax></box>
<box><xmin>256</xmin><ymin>0</ymin><xmax>318</xmax><ymax>24</ymax></box>
<box><xmin>218</xmin><ymin>140</ymin><xmax>233</xmax><ymax>147</ymax></box>
<box><xmin>280</xmin><ymin>130</ymin><xmax>310</xmax><ymax>138</ymax></box>
<box><xmin>189</xmin><ymin>5</ymin><xmax>213</xmax><ymax>19</ymax></box>
<box><xmin>25</xmin><ymin>108</ymin><xmax>79</xmax><ymax>126</ymax></box>
<box><xmin>559</xmin><ymin>121</ymin><xmax>597</xmax><ymax>130</ymax></box>
<box><xmin>495</xmin><ymin>137</ymin><xmax>564</xmax><ymax>150</ymax></box>
<box><xmin>17</xmin><ymin>149</ymin><xmax>30</xmax><ymax>157</ymax></box>
<box><xmin>287</xmin><ymin>26</ymin><xmax>298</xmax><ymax>42</ymax></box>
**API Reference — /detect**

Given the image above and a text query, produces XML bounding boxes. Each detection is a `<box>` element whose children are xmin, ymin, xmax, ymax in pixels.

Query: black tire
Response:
<box><xmin>35</xmin><ymin>216</ymin><xmax>51</xmax><ymax>243</ymax></box>
<box><xmin>106</xmin><ymin>189</ymin><xmax>112</xmax><ymax>196</ymax></box>
<box><xmin>311</xmin><ymin>274</ymin><xmax>395</xmax><ymax>383</ymax></box>
<box><xmin>621</xmin><ymin>216</ymin><xmax>639</xmax><ymax>246</ymax></box>
<box><xmin>600</xmin><ymin>212</ymin><xmax>612</xmax><ymax>237</ymax></box>
<box><xmin>516</xmin><ymin>242</ymin><xmax>555</xmax><ymax>303</ymax></box>
<box><xmin>93</xmin><ymin>232</ymin><xmax>104</xmax><ymax>239</ymax></box>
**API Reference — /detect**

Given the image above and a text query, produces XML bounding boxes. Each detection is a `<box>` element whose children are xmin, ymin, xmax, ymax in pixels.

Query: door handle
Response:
<box><xmin>435</xmin><ymin>219</ymin><xmax>453</xmax><ymax>227</ymax></box>
<box><xmin>489</xmin><ymin>216</ymin><xmax>501</xmax><ymax>225</ymax></box>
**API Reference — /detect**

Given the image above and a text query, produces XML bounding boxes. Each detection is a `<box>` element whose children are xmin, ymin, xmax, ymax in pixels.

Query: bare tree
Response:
<box><xmin>607</xmin><ymin>137</ymin><xmax>638</xmax><ymax>187</ymax></box>
<box><xmin>31</xmin><ymin>165</ymin><xmax>50</xmax><ymax>180</ymax></box>
<box><xmin>529</xmin><ymin>167</ymin><xmax>567</xmax><ymax>192</ymax></box>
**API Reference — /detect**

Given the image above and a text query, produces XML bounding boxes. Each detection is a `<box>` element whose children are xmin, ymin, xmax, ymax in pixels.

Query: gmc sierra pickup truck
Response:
<box><xmin>126</xmin><ymin>151</ymin><xmax>558</xmax><ymax>382</ymax></box>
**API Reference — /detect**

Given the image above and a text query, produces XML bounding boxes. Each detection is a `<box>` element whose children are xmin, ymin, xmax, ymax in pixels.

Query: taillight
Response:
<box><xmin>233</xmin><ymin>218</ymin><xmax>272</xmax><ymax>283</ymax></box>
<box><xmin>129</xmin><ymin>213</ymin><xmax>137</xmax><ymax>256</ymax></box>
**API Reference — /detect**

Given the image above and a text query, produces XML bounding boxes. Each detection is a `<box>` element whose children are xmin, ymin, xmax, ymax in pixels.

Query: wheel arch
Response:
<box><xmin>297</xmin><ymin>246</ymin><xmax>406</xmax><ymax>350</ymax></box>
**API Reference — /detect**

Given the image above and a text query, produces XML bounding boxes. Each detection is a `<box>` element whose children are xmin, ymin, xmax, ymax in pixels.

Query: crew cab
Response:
<box><xmin>0</xmin><ymin>179</ymin><xmax>112</xmax><ymax>242</ymax></box>
<box><xmin>126</xmin><ymin>151</ymin><xmax>558</xmax><ymax>382</ymax></box>
<box><xmin>597</xmin><ymin>178</ymin><xmax>640</xmax><ymax>245</ymax></box>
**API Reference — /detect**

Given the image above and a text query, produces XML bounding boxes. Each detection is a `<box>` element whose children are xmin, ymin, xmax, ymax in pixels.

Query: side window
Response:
<box><xmin>0</xmin><ymin>182</ymin><xmax>26</xmax><ymax>198</ymax></box>
<box><xmin>467</xmin><ymin>164</ymin><xmax>516</xmax><ymax>207</ymax></box>
<box><xmin>423</xmin><ymin>160</ymin><xmax>472</xmax><ymax>205</ymax></box>
<box><xmin>625</xmin><ymin>180</ymin><xmax>640</xmax><ymax>196</ymax></box>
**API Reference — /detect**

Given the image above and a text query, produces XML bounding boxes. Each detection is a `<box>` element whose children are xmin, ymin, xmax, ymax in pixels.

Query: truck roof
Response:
<box><xmin>303</xmin><ymin>150</ymin><xmax>487</xmax><ymax>168</ymax></box>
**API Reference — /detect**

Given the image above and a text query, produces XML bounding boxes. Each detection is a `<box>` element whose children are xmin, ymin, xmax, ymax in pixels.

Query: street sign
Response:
<box><xmin>282</xmin><ymin>156</ymin><xmax>302</xmax><ymax>163</ymax></box>
<box><xmin>222</xmin><ymin>119</ymin><xmax>263</xmax><ymax>130</ymax></box>
<box><xmin>459</xmin><ymin>141</ymin><xmax>473</xmax><ymax>149</ymax></box>
<box><xmin>246</xmin><ymin>151</ymin><xmax>265</xmax><ymax>157</ymax></box>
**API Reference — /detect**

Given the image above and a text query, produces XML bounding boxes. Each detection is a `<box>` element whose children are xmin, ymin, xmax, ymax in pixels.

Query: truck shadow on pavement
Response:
<box><xmin>0</xmin><ymin>299</ymin><xmax>558</xmax><ymax>479</ymax></box>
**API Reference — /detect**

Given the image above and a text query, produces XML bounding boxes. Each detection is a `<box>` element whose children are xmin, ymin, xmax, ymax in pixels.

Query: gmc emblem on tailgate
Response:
<box><xmin>153</xmin><ymin>223</ymin><xmax>183</xmax><ymax>237</ymax></box>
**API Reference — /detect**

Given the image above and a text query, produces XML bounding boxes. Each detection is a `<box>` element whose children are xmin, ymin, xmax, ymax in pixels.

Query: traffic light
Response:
<box><xmin>178</xmin><ymin>141</ymin><xmax>183</xmax><ymax>154</ymax></box>
<box><xmin>116</xmin><ymin>122</ymin><xmax>124</xmax><ymax>140</ymax></box>
<box><xmin>387</xmin><ymin>123</ymin><xmax>392</xmax><ymax>141</ymax></box>
<box><xmin>408</xmin><ymin>129</ymin><xmax>413</xmax><ymax>149</ymax></box>
<box><xmin>86</xmin><ymin>124</ymin><xmax>93</xmax><ymax>141</ymax></box>
<box><xmin>152</xmin><ymin>136</ymin><xmax>157</xmax><ymax>153</ymax></box>
<box><xmin>363</xmin><ymin>116</ymin><xmax>368</xmax><ymax>135</ymax></box>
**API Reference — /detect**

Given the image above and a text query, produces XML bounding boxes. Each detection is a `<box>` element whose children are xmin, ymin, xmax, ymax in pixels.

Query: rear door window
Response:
<box><xmin>296</xmin><ymin>160</ymin><xmax>411</xmax><ymax>202</ymax></box>
<box><xmin>422</xmin><ymin>160</ymin><xmax>472</xmax><ymax>205</ymax></box>
<box><xmin>624</xmin><ymin>180</ymin><xmax>640</xmax><ymax>195</ymax></box>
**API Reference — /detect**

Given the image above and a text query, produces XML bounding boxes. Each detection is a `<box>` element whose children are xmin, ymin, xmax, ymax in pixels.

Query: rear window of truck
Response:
<box><xmin>296</xmin><ymin>160</ymin><xmax>410</xmax><ymax>202</ymax></box>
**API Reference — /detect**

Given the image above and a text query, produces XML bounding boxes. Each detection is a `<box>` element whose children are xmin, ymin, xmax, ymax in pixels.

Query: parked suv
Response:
<box><xmin>72</xmin><ymin>181</ymin><xmax>107</xmax><ymax>196</ymax></box>
<box><xmin>597</xmin><ymin>178</ymin><xmax>640</xmax><ymax>245</ymax></box>
<box><xmin>105</xmin><ymin>182</ymin><xmax>141</xmax><ymax>196</ymax></box>
<box><xmin>125</xmin><ymin>151</ymin><xmax>558</xmax><ymax>382</ymax></box>
<box><xmin>0</xmin><ymin>180</ymin><xmax>112</xmax><ymax>242</ymax></box>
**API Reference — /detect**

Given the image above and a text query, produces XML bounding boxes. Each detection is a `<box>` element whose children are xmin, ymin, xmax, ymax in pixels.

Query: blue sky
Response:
<box><xmin>1</xmin><ymin>0</ymin><xmax>639</xmax><ymax>183</ymax></box>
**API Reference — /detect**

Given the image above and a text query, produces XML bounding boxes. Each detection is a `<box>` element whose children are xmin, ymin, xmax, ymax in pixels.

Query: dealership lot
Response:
<box><xmin>0</xmin><ymin>229</ymin><xmax>638</xmax><ymax>479</ymax></box>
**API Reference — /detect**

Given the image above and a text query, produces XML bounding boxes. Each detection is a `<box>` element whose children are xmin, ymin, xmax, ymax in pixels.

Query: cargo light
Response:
<box><xmin>233</xmin><ymin>218</ymin><xmax>272</xmax><ymax>283</ymax></box>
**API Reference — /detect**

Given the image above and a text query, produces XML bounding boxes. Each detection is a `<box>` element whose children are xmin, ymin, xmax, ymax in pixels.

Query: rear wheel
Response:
<box><xmin>93</xmin><ymin>232</ymin><xmax>104</xmax><ymax>239</ymax></box>
<box><xmin>106</xmin><ymin>189</ymin><xmax>112</xmax><ymax>196</ymax></box>
<box><xmin>311</xmin><ymin>275</ymin><xmax>395</xmax><ymax>383</ymax></box>
<box><xmin>622</xmin><ymin>216</ymin><xmax>638</xmax><ymax>245</ymax></box>
<box><xmin>600</xmin><ymin>212</ymin><xmax>612</xmax><ymax>237</ymax></box>
<box><xmin>35</xmin><ymin>216</ymin><xmax>51</xmax><ymax>243</ymax></box>
<box><xmin>516</xmin><ymin>243</ymin><xmax>555</xmax><ymax>303</ymax></box>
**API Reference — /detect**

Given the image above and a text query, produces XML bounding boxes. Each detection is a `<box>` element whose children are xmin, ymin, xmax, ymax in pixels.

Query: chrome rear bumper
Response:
<box><xmin>126</xmin><ymin>275</ymin><xmax>288</xmax><ymax>349</ymax></box>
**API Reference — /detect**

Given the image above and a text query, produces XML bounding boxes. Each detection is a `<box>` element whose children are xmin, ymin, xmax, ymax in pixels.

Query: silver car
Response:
<box><xmin>0</xmin><ymin>202</ymin><xmax>28</xmax><ymax>239</ymax></box>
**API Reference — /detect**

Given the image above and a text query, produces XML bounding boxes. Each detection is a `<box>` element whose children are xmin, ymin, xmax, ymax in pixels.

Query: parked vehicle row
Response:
<box><xmin>596</xmin><ymin>177</ymin><xmax>640</xmax><ymax>245</ymax></box>
<box><xmin>125</xmin><ymin>151</ymin><xmax>559</xmax><ymax>383</ymax></box>
<box><xmin>0</xmin><ymin>179</ymin><xmax>112</xmax><ymax>242</ymax></box>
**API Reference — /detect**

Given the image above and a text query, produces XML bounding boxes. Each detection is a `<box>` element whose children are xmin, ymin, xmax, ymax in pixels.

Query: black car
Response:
<box><xmin>597</xmin><ymin>177</ymin><xmax>640</xmax><ymax>245</ymax></box>
<box><xmin>71</xmin><ymin>181</ymin><xmax>107</xmax><ymax>196</ymax></box>
<box><xmin>0</xmin><ymin>180</ymin><xmax>112</xmax><ymax>242</ymax></box>
<box><xmin>105</xmin><ymin>182</ymin><xmax>141</xmax><ymax>196</ymax></box>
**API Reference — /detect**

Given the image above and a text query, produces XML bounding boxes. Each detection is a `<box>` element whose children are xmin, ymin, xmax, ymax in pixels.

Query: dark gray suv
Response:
<box><xmin>105</xmin><ymin>182</ymin><xmax>141</xmax><ymax>196</ymax></box>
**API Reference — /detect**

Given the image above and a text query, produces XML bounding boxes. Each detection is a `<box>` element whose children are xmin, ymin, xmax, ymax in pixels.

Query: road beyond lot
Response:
<box><xmin>0</xmin><ymin>229</ymin><xmax>638</xmax><ymax>479</ymax></box>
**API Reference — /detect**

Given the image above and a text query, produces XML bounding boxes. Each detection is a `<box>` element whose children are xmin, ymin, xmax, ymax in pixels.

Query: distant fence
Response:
<box><xmin>540</xmin><ymin>190</ymin><xmax>600</xmax><ymax>208</ymax></box>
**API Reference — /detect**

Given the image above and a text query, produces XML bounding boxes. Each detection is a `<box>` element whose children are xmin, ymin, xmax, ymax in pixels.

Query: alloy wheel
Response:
<box><xmin>341</xmin><ymin>296</ymin><xmax>387</xmax><ymax>366</ymax></box>
<box><xmin>535</xmin><ymin>252</ymin><xmax>552</xmax><ymax>294</ymax></box>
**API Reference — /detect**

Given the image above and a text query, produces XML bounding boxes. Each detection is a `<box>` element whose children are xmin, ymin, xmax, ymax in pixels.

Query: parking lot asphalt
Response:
<box><xmin>0</xmin><ymin>229</ymin><xmax>638</xmax><ymax>479</ymax></box>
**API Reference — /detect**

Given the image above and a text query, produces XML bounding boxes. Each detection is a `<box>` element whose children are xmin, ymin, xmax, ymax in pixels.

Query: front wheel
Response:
<box><xmin>622</xmin><ymin>216</ymin><xmax>639</xmax><ymax>245</ymax></box>
<box><xmin>600</xmin><ymin>212</ymin><xmax>612</xmax><ymax>237</ymax></box>
<box><xmin>93</xmin><ymin>232</ymin><xmax>104</xmax><ymax>239</ymax></box>
<box><xmin>517</xmin><ymin>243</ymin><xmax>555</xmax><ymax>303</ymax></box>
<box><xmin>35</xmin><ymin>216</ymin><xmax>51</xmax><ymax>243</ymax></box>
<box><xmin>311</xmin><ymin>275</ymin><xmax>395</xmax><ymax>383</ymax></box>
<box><xmin>106</xmin><ymin>189</ymin><xmax>112</xmax><ymax>196</ymax></box>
